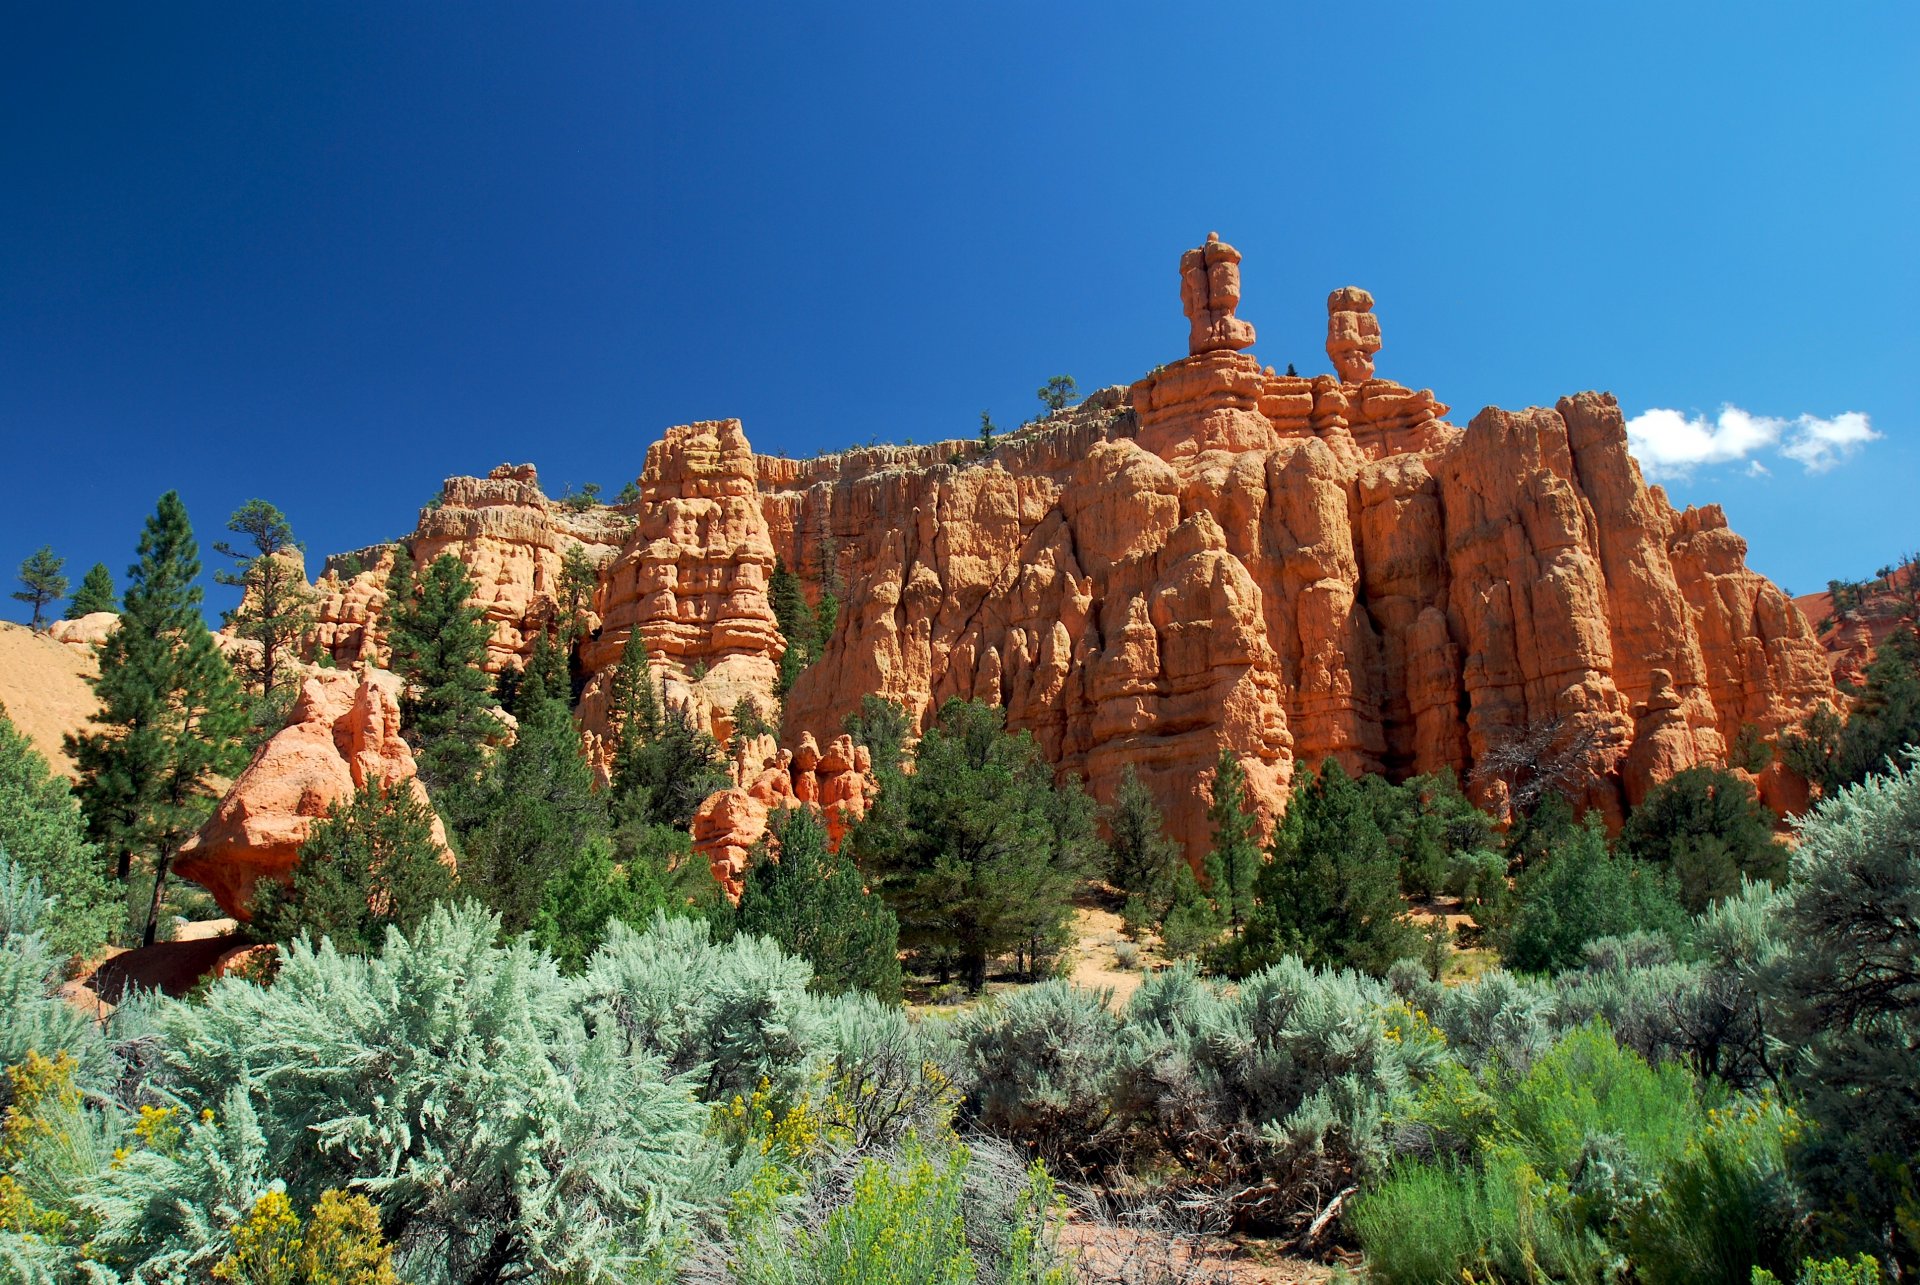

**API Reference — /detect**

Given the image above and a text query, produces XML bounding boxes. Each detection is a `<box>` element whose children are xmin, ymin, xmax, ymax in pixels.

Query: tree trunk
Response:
<box><xmin>141</xmin><ymin>845</ymin><xmax>171</xmax><ymax>947</ymax></box>
<box><xmin>966</xmin><ymin>949</ymin><xmax>988</xmax><ymax>993</ymax></box>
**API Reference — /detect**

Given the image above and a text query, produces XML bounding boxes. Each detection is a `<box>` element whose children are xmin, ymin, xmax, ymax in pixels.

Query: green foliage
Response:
<box><xmin>1775</xmin><ymin>753</ymin><xmax>1920</xmax><ymax>1269</ymax></box>
<box><xmin>771</xmin><ymin>557</ymin><xmax>837</xmax><ymax>696</ymax></box>
<box><xmin>1372</xmin><ymin>770</ymin><xmax>1497</xmax><ymax>901</ymax></box>
<box><xmin>729</xmin><ymin>695</ymin><xmax>775</xmax><ymax>756</ymax></box>
<box><xmin>605</xmin><ymin>626</ymin><xmax>727</xmax><ymax>832</ymax></box>
<box><xmin>842</xmin><ymin>695</ymin><xmax>911</xmax><ymax>777</ymax></box>
<box><xmin>12</xmin><ymin>545</ymin><xmax>67</xmax><ymax>630</ymax></box>
<box><xmin>614</xmin><ymin>479</ymin><xmax>641</xmax><ymax>506</ymax></box>
<box><xmin>1157</xmin><ymin>861</ymin><xmax>1224</xmax><ymax>959</ymax></box>
<box><xmin>557</xmin><ymin>541</ymin><xmax>599</xmax><ymax>651</ymax></box>
<box><xmin>727</xmin><ymin>806</ymin><xmax>902</xmax><ymax>1001</ymax></box>
<box><xmin>978</xmin><ymin>409</ymin><xmax>997</xmax><ymax>457</ymax></box>
<box><xmin>250</xmin><ymin>779</ymin><xmax>455</xmax><ymax>956</ymax></box>
<box><xmin>1035</xmin><ymin>375</ymin><xmax>1077</xmax><ymax>414</ymax></box>
<box><xmin>851</xmin><ymin>699</ymin><xmax>1099</xmax><ymax>991</ymax></box>
<box><xmin>1356</xmin><ymin>1022</ymin><xmax>1711</xmax><ymax>1284</ymax></box>
<box><xmin>160</xmin><ymin>903</ymin><xmax>713</xmax><ymax>1281</ymax></box>
<box><xmin>386</xmin><ymin>553</ymin><xmax>495</xmax><ymax>810</ymax></box>
<box><xmin>212</xmin><ymin>1188</ymin><xmax>400</xmax><ymax>1285</ymax></box>
<box><xmin>0</xmin><ymin>708</ymin><xmax>118</xmax><ymax>963</ymax></box>
<box><xmin>68</xmin><ymin>491</ymin><xmax>247</xmax><ymax>945</ymax></box>
<box><xmin>1496</xmin><ymin>817</ymin><xmax>1687</xmax><ymax>974</ymax></box>
<box><xmin>215</xmin><ymin>498</ymin><xmax>316</xmax><ymax>697</ymax></box>
<box><xmin>560</xmin><ymin>481</ymin><xmax>602</xmax><ymax>512</ymax></box>
<box><xmin>1753</xmin><ymin>1256</ymin><xmax>1886</xmax><ymax>1285</ymax></box>
<box><xmin>461</xmin><ymin>662</ymin><xmax>610</xmax><ymax>933</ymax></box>
<box><xmin>1627</xmin><ymin>1097</ymin><xmax>1803</xmax><ymax>1285</ymax></box>
<box><xmin>957</xmin><ymin>981</ymin><xmax>1131</xmax><ymax>1167</ymax></box>
<box><xmin>1237</xmin><ymin>758</ymin><xmax>1421</xmax><ymax>976</ymax></box>
<box><xmin>1105</xmin><ymin>765</ymin><xmax>1184</xmax><ymax>931</ymax></box>
<box><xmin>1202</xmin><ymin>750</ymin><xmax>1261</xmax><ymax>937</ymax></box>
<box><xmin>65</xmin><ymin>561</ymin><xmax>116</xmax><ymax>618</ymax></box>
<box><xmin>0</xmin><ymin>859</ymin><xmax>108</xmax><ymax>1087</ymax></box>
<box><xmin>533</xmin><ymin>822</ymin><xmax>714</xmax><ymax>974</ymax></box>
<box><xmin>1620</xmin><ymin>766</ymin><xmax>1788</xmax><ymax>912</ymax></box>
<box><xmin>1786</xmin><ymin>627</ymin><xmax>1920</xmax><ymax>796</ymax></box>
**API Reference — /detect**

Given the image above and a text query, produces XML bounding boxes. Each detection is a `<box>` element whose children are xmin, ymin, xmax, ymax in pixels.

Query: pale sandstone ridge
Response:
<box><xmin>690</xmin><ymin>730</ymin><xmax>876</xmax><ymax>898</ymax></box>
<box><xmin>0</xmin><ymin>621</ymin><xmax>101</xmax><ymax>776</ymax></box>
<box><xmin>176</xmin><ymin>669</ymin><xmax>453</xmax><ymax>919</ymax></box>
<box><xmin>296</xmin><ymin>233</ymin><xmax>1834</xmax><ymax>861</ymax></box>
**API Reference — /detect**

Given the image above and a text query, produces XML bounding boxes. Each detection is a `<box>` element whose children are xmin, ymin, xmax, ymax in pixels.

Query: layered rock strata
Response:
<box><xmin>303</xmin><ymin>233</ymin><xmax>1835</xmax><ymax>862</ymax></box>
<box><xmin>176</xmin><ymin>669</ymin><xmax>454</xmax><ymax>919</ymax></box>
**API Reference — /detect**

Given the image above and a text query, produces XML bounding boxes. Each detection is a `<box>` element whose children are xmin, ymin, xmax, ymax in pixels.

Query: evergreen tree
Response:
<box><xmin>373</xmin><ymin>544</ymin><xmax>414</xmax><ymax>662</ymax></box>
<box><xmin>12</xmin><ymin>546</ymin><xmax>67</xmax><ymax>630</ymax></box>
<box><xmin>387</xmin><ymin>554</ymin><xmax>494</xmax><ymax>810</ymax></box>
<box><xmin>0</xmin><ymin>705</ymin><xmax>119</xmax><ymax>961</ymax></box>
<box><xmin>1106</xmin><ymin>765</ymin><xmax>1185</xmax><ymax>933</ymax></box>
<box><xmin>843</xmin><ymin>694</ymin><xmax>912</xmax><ymax>776</ymax></box>
<box><xmin>214</xmin><ymin>499</ymin><xmax>315</xmax><ymax>697</ymax></box>
<box><xmin>1367</xmin><ymin>769</ymin><xmax>1497</xmax><ymax>899</ymax></box>
<box><xmin>608</xmin><ymin>626</ymin><xmax>665</xmax><ymax>812</ymax></box>
<box><xmin>66</xmin><ymin>562</ymin><xmax>117</xmax><ymax>618</ymax></box>
<box><xmin>533</xmin><ymin>823</ymin><xmax>715</xmax><ymax>972</ymax></box>
<box><xmin>1495</xmin><ymin>816</ymin><xmax>1687</xmax><ymax>973</ymax></box>
<box><xmin>728</xmin><ymin>805</ymin><xmax>902</xmax><ymax>1000</ymax></box>
<box><xmin>1618</xmin><ymin>765</ymin><xmax>1787</xmax><ymax>912</ymax></box>
<box><xmin>1203</xmin><ymin>750</ymin><xmax>1262</xmax><ymax>935</ymax></box>
<box><xmin>621</xmin><ymin>700</ymin><xmax>729</xmax><ymax>831</ymax></box>
<box><xmin>1158</xmin><ymin>861</ymin><xmax>1222</xmax><ymax>959</ymax></box>
<box><xmin>461</xmin><ymin>663</ymin><xmax>609</xmax><ymax>933</ymax></box>
<box><xmin>1236</xmin><ymin>758</ymin><xmax>1422</xmax><ymax>976</ymax></box>
<box><xmin>850</xmin><ymin>698</ymin><xmax>1098</xmax><ymax>991</ymax></box>
<box><xmin>614</xmin><ymin>479</ymin><xmax>641</xmax><ymax>506</ymax></box>
<box><xmin>1801</xmin><ymin>626</ymin><xmax>1920</xmax><ymax>792</ymax></box>
<box><xmin>557</xmin><ymin>542</ymin><xmax>598</xmax><ymax>650</ymax></box>
<box><xmin>250</xmin><ymin>779</ymin><xmax>455</xmax><ymax>956</ymax></box>
<box><xmin>978</xmin><ymin>410</ymin><xmax>996</xmax><ymax>456</ymax></box>
<box><xmin>769</xmin><ymin>558</ymin><xmax>817</xmax><ymax>696</ymax></box>
<box><xmin>1036</xmin><ymin>374</ymin><xmax>1077</xmax><ymax>414</ymax></box>
<box><xmin>68</xmin><ymin>492</ymin><xmax>247</xmax><ymax>945</ymax></box>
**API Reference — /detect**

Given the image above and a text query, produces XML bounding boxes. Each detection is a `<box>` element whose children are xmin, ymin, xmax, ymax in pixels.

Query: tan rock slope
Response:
<box><xmin>0</xmin><ymin>621</ymin><xmax>101</xmax><ymax>775</ymax></box>
<box><xmin>301</xmin><ymin>234</ymin><xmax>1834</xmax><ymax>858</ymax></box>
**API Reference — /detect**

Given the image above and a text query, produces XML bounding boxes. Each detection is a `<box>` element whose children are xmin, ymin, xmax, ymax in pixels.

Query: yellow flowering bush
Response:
<box><xmin>212</xmin><ymin>1188</ymin><xmax>397</xmax><ymax>1285</ymax></box>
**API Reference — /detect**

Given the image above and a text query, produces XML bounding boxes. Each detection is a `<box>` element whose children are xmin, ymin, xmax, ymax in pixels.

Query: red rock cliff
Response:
<box><xmin>307</xmin><ymin>235</ymin><xmax>1835</xmax><ymax>861</ymax></box>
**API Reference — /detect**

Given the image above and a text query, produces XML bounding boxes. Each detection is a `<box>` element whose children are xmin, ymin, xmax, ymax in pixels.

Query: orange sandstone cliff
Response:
<box><xmin>301</xmin><ymin>234</ymin><xmax>1835</xmax><ymax>862</ymax></box>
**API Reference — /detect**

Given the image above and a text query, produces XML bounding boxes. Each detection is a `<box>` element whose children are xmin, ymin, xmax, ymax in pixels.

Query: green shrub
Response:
<box><xmin>1497</xmin><ymin>818</ymin><xmax>1688</xmax><ymax>973</ymax></box>
<box><xmin>1628</xmin><ymin>1097</ymin><xmax>1803</xmax><ymax>1285</ymax></box>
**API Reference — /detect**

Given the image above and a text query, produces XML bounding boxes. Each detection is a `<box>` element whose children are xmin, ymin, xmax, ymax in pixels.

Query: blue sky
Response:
<box><xmin>4</xmin><ymin>2</ymin><xmax>1915</xmax><ymax>624</ymax></box>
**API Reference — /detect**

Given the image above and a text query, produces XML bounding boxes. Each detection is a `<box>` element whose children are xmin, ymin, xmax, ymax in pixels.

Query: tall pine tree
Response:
<box><xmin>729</xmin><ymin>805</ymin><xmax>902</xmax><ymax>1000</ymax></box>
<box><xmin>387</xmin><ymin>554</ymin><xmax>494</xmax><ymax>814</ymax></box>
<box><xmin>851</xmin><ymin>698</ymin><xmax>1098</xmax><ymax>991</ymax></box>
<box><xmin>1203</xmin><ymin>750</ymin><xmax>1262</xmax><ymax>935</ymax></box>
<box><xmin>1106</xmin><ymin>765</ymin><xmax>1185</xmax><ymax>935</ymax></box>
<box><xmin>214</xmin><ymin>499</ymin><xmax>316</xmax><ymax>697</ymax></box>
<box><xmin>65</xmin><ymin>562</ymin><xmax>116</xmax><ymax>618</ymax></box>
<box><xmin>1236</xmin><ymin>758</ymin><xmax>1421</xmax><ymax>976</ymax></box>
<box><xmin>68</xmin><ymin>492</ymin><xmax>246</xmax><ymax>944</ymax></box>
<box><xmin>606</xmin><ymin>625</ymin><xmax>725</xmax><ymax>830</ymax></box>
<box><xmin>461</xmin><ymin>658</ymin><xmax>610</xmax><ymax>933</ymax></box>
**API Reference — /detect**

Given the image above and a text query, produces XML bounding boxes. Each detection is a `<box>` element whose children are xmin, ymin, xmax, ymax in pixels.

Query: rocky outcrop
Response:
<box><xmin>689</xmin><ymin>729</ymin><xmax>876</xmax><ymax>898</ymax></box>
<box><xmin>175</xmin><ymin>669</ymin><xmax>453</xmax><ymax>919</ymax></box>
<box><xmin>305</xmin><ymin>233</ymin><xmax>1835</xmax><ymax>861</ymax></box>
<box><xmin>578</xmin><ymin>421</ymin><xmax>786</xmax><ymax>745</ymax></box>
<box><xmin>305</xmin><ymin>465</ymin><xmax>633</xmax><ymax>674</ymax></box>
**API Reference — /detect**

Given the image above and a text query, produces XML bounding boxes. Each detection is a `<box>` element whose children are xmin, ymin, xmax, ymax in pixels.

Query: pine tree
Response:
<box><xmin>66</xmin><ymin>562</ymin><xmax>117</xmax><ymax>618</ymax></box>
<box><xmin>1237</xmin><ymin>758</ymin><xmax>1423</xmax><ymax>976</ymax></box>
<box><xmin>1036</xmin><ymin>375</ymin><xmax>1077</xmax><ymax>414</ymax></box>
<box><xmin>557</xmin><ymin>542</ymin><xmax>598</xmax><ymax>649</ymax></box>
<box><xmin>387</xmin><ymin>554</ymin><xmax>494</xmax><ymax>809</ymax></box>
<box><xmin>12</xmin><ymin>546</ymin><xmax>67</xmax><ymax>630</ymax></box>
<box><xmin>1618</xmin><ymin>765</ymin><xmax>1787</xmax><ymax>912</ymax></box>
<box><xmin>608</xmin><ymin>626</ymin><xmax>665</xmax><ymax>809</ymax></box>
<box><xmin>68</xmin><ymin>492</ymin><xmax>247</xmax><ymax>945</ymax></box>
<box><xmin>1203</xmin><ymin>750</ymin><xmax>1262</xmax><ymax>935</ymax></box>
<box><xmin>0</xmin><ymin>705</ymin><xmax>119</xmax><ymax>961</ymax></box>
<box><xmin>729</xmin><ymin>805</ymin><xmax>902</xmax><ymax>1000</ymax></box>
<box><xmin>978</xmin><ymin>410</ymin><xmax>996</xmax><ymax>456</ymax></box>
<box><xmin>843</xmin><ymin>695</ymin><xmax>912</xmax><ymax>777</ymax></box>
<box><xmin>851</xmin><ymin>698</ymin><xmax>1098</xmax><ymax>991</ymax></box>
<box><xmin>1106</xmin><ymin>765</ymin><xmax>1185</xmax><ymax>933</ymax></box>
<box><xmin>250</xmin><ymin>778</ymin><xmax>455</xmax><ymax>956</ymax></box>
<box><xmin>769</xmin><ymin>558</ymin><xmax>816</xmax><ymax>696</ymax></box>
<box><xmin>461</xmin><ymin>662</ymin><xmax>609</xmax><ymax>933</ymax></box>
<box><xmin>214</xmin><ymin>499</ymin><xmax>316</xmax><ymax>697</ymax></box>
<box><xmin>370</xmin><ymin>544</ymin><xmax>414</xmax><ymax>664</ymax></box>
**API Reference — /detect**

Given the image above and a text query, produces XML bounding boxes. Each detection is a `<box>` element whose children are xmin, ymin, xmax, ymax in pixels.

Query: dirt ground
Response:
<box><xmin>0</xmin><ymin>621</ymin><xmax>100</xmax><ymax>774</ymax></box>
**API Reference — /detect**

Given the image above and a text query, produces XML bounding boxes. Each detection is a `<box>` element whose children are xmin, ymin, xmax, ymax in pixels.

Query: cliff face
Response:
<box><xmin>304</xmin><ymin>235</ymin><xmax>1835</xmax><ymax>858</ymax></box>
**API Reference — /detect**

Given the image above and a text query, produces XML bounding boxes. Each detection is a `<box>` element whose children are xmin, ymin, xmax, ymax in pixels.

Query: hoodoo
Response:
<box><xmin>295</xmin><ymin>234</ymin><xmax>1835</xmax><ymax>866</ymax></box>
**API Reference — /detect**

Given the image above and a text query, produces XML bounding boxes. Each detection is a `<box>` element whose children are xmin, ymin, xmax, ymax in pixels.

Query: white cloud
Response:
<box><xmin>1624</xmin><ymin>404</ymin><xmax>1878</xmax><ymax>481</ymax></box>
<box><xmin>1778</xmin><ymin>411</ymin><xmax>1879</xmax><ymax>473</ymax></box>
